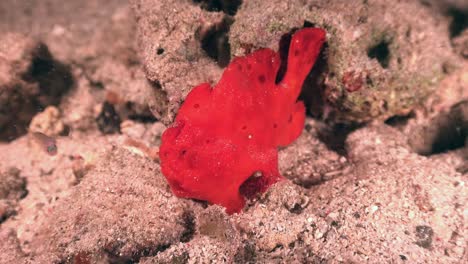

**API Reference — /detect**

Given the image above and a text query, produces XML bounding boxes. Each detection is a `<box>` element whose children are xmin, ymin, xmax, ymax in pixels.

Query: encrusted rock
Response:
<box><xmin>230</xmin><ymin>0</ymin><xmax>456</xmax><ymax>123</ymax></box>
<box><xmin>29</xmin><ymin>106</ymin><xmax>65</xmax><ymax>136</ymax></box>
<box><xmin>0</xmin><ymin>167</ymin><xmax>27</xmax><ymax>201</ymax></box>
<box><xmin>130</xmin><ymin>0</ymin><xmax>225</xmax><ymax>124</ymax></box>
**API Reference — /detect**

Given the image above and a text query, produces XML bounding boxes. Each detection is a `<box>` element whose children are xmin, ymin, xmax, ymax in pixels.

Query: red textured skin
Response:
<box><xmin>159</xmin><ymin>28</ymin><xmax>326</xmax><ymax>214</ymax></box>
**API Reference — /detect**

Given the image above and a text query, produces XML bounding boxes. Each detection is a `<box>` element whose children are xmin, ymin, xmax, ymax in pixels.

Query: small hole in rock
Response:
<box><xmin>156</xmin><ymin>48</ymin><xmax>164</xmax><ymax>55</ymax></box>
<box><xmin>368</xmin><ymin>40</ymin><xmax>391</xmax><ymax>68</ymax></box>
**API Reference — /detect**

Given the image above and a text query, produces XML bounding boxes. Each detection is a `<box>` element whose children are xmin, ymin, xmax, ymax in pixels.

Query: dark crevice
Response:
<box><xmin>199</xmin><ymin>17</ymin><xmax>233</xmax><ymax>67</ymax></box>
<box><xmin>430</xmin><ymin>133</ymin><xmax>466</xmax><ymax>155</ymax></box>
<box><xmin>102</xmin><ymin>242</ymin><xmax>171</xmax><ymax>264</ymax></box>
<box><xmin>410</xmin><ymin>100</ymin><xmax>467</xmax><ymax>156</ymax></box>
<box><xmin>234</xmin><ymin>242</ymin><xmax>256</xmax><ymax>263</ymax></box>
<box><xmin>303</xmin><ymin>20</ymin><xmax>316</xmax><ymax>28</ymax></box>
<box><xmin>430</xmin><ymin>101</ymin><xmax>467</xmax><ymax>154</ymax></box>
<box><xmin>275</xmin><ymin>28</ymin><xmax>296</xmax><ymax>84</ymax></box>
<box><xmin>68</xmin><ymin>237</ymin><xmax>175</xmax><ymax>263</ymax></box>
<box><xmin>96</xmin><ymin>102</ymin><xmax>121</xmax><ymax>135</ymax></box>
<box><xmin>127</xmin><ymin>114</ymin><xmax>157</xmax><ymax>123</ymax></box>
<box><xmin>124</xmin><ymin>102</ymin><xmax>158</xmax><ymax>123</ymax></box>
<box><xmin>287</xmin><ymin>202</ymin><xmax>305</xmax><ymax>215</ymax></box>
<box><xmin>180</xmin><ymin>211</ymin><xmax>196</xmax><ymax>243</ymax></box>
<box><xmin>22</xmin><ymin>43</ymin><xmax>74</xmax><ymax>106</ymax></box>
<box><xmin>137</xmin><ymin>244</ymin><xmax>172</xmax><ymax>261</ymax></box>
<box><xmin>147</xmin><ymin>80</ymin><xmax>171</xmax><ymax>125</ymax></box>
<box><xmin>103</xmin><ymin>249</ymin><xmax>134</xmax><ymax>264</ymax></box>
<box><xmin>193</xmin><ymin>0</ymin><xmax>242</xmax><ymax>16</ymax></box>
<box><xmin>317</xmin><ymin>123</ymin><xmax>362</xmax><ymax>156</ymax></box>
<box><xmin>384</xmin><ymin>111</ymin><xmax>415</xmax><ymax>127</ymax></box>
<box><xmin>29</xmin><ymin>54</ymin><xmax>54</xmax><ymax>77</ymax></box>
<box><xmin>0</xmin><ymin>43</ymin><xmax>74</xmax><ymax>142</ymax></box>
<box><xmin>448</xmin><ymin>8</ymin><xmax>468</xmax><ymax>38</ymax></box>
<box><xmin>299</xmin><ymin>43</ymin><xmax>328</xmax><ymax>118</ymax></box>
<box><xmin>367</xmin><ymin>40</ymin><xmax>391</xmax><ymax>68</ymax></box>
<box><xmin>0</xmin><ymin>205</ymin><xmax>17</xmax><ymax>224</ymax></box>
